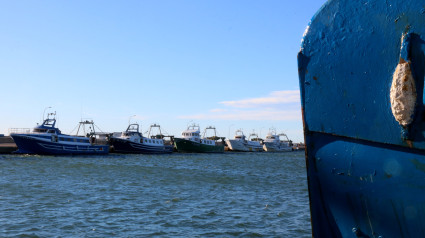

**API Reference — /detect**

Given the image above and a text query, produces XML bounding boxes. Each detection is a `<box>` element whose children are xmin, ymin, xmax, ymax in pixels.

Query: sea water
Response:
<box><xmin>0</xmin><ymin>151</ymin><xmax>311</xmax><ymax>237</ymax></box>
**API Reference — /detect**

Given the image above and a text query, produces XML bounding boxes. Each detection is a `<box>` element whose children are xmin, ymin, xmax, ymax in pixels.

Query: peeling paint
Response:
<box><xmin>390</xmin><ymin>61</ymin><xmax>416</xmax><ymax>126</ymax></box>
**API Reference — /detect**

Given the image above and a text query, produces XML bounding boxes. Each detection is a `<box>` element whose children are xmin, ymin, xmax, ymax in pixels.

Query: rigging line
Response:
<box><xmin>94</xmin><ymin>124</ymin><xmax>104</xmax><ymax>133</ymax></box>
<box><xmin>69</xmin><ymin>123</ymin><xmax>80</xmax><ymax>135</ymax></box>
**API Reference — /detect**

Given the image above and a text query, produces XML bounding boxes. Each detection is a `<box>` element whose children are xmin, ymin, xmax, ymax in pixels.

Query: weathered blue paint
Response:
<box><xmin>299</xmin><ymin>0</ymin><xmax>425</xmax><ymax>237</ymax></box>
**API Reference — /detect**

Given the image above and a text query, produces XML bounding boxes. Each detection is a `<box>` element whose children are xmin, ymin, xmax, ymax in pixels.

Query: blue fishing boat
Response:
<box><xmin>109</xmin><ymin>123</ymin><xmax>173</xmax><ymax>154</ymax></box>
<box><xmin>299</xmin><ymin>0</ymin><xmax>425</xmax><ymax>237</ymax></box>
<box><xmin>10</xmin><ymin>112</ymin><xmax>109</xmax><ymax>155</ymax></box>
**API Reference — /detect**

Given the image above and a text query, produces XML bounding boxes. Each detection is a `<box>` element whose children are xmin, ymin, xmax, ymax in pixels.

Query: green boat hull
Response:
<box><xmin>174</xmin><ymin>138</ymin><xmax>224</xmax><ymax>153</ymax></box>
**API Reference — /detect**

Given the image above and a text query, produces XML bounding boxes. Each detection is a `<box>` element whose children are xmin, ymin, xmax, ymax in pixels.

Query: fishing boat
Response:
<box><xmin>10</xmin><ymin>112</ymin><xmax>109</xmax><ymax>155</ymax></box>
<box><xmin>109</xmin><ymin>123</ymin><xmax>173</xmax><ymax>154</ymax></box>
<box><xmin>299</xmin><ymin>0</ymin><xmax>425</xmax><ymax>237</ymax></box>
<box><xmin>226</xmin><ymin>129</ymin><xmax>263</xmax><ymax>152</ymax></box>
<box><xmin>174</xmin><ymin>124</ymin><xmax>224</xmax><ymax>153</ymax></box>
<box><xmin>262</xmin><ymin>130</ymin><xmax>292</xmax><ymax>152</ymax></box>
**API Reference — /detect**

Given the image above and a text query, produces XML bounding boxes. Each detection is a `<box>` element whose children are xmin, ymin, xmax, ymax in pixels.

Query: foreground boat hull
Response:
<box><xmin>298</xmin><ymin>0</ymin><xmax>425</xmax><ymax>236</ymax></box>
<box><xmin>305</xmin><ymin>132</ymin><xmax>425</xmax><ymax>237</ymax></box>
<box><xmin>11</xmin><ymin>134</ymin><xmax>109</xmax><ymax>155</ymax></box>
<box><xmin>110</xmin><ymin>137</ymin><xmax>173</xmax><ymax>154</ymax></box>
<box><xmin>174</xmin><ymin>138</ymin><xmax>224</xmax><ymax>153</ymax></box>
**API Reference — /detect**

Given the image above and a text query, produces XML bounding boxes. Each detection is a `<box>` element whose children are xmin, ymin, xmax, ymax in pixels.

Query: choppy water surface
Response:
<box><xmin>0</xmin><ymin>151</ymin><xmax>310</xmax><ymax>237</ymax></box>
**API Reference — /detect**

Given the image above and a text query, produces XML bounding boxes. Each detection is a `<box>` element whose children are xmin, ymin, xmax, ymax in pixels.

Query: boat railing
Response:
<box><xmin>8</xmin><ymin>128</ymin><xmax>32</xmax><ymax>134</ymax></box>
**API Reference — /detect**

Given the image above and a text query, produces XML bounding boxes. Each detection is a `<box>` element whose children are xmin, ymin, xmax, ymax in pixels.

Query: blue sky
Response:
<box><xmin>0</xmin><ymin>0</ymin><xmax>326</xmax><ymax>142</ymax></box>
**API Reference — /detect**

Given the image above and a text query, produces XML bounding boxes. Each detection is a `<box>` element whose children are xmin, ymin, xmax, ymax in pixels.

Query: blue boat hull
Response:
<box><xmin>110</xmin><ymin>138</ymin><xmax>173</xmax><ymax>154</ymax></box>
<box><xmin>11</xmin><ymin>135</ymin><xmax>109</xmax><ymax>155</ymax></box>
<box><xmin>306</xmin><ymin>132</ymin><xmax>425</xmax><ymax>237</ymax></box>
<box><xmin>299</xmin><ymin>0</ymin><xmax>425</xmax><ymax>236</ymax></box>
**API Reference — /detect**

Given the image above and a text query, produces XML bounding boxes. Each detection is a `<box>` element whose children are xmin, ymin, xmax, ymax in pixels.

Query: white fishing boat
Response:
<box><xmin>226</xmin><ymin>129</ymin><xmax>263</xmax><ymax>152</ymax></box>
<box><xmin>262</xmin><ymin>129</ymin><xmax>293</xmax><ymax>152</ymax></box>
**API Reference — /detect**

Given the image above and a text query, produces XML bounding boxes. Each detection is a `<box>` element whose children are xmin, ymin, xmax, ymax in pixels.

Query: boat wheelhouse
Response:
<box><xmin>10</xmin><ymin>112</ymin><xmax>109</xmax><ymax>155</ymax></box>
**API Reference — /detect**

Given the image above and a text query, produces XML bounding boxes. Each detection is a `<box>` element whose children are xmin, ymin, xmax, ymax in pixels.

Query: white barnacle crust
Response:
<box><xmin>390</xmin><ymin>61</ymin><xmax>416</xmax><ymax>126</ymax></box>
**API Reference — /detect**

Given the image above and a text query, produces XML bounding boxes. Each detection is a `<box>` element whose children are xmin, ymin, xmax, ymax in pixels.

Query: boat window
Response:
<box><xmin>48</xmin><ymin>130</ymin><xmax>55</xmax><ymax>134</ymax></box>
<box><xmin>34</xmin><ymin>129</ymin><xmax>48</xmax><ymax>133</ymax></box>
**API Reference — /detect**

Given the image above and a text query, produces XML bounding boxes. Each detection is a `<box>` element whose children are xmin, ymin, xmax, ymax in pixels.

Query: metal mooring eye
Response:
<box><xmin>390</xmin><ymin>33</ymin><xmax>417</xmax><ymax>137</ymax></box>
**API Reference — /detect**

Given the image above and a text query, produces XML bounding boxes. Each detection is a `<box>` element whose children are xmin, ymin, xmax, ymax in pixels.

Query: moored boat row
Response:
<box><xmin>4</xmin><ymin>111</ymin><xmax>297</xmax><ymax>155</ymax></box>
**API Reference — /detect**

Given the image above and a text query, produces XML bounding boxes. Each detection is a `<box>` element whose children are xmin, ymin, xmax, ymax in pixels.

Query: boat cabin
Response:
<box><xmin>33</xmin><ymin>112</ymin><xmax>61</xmax><ymax>135</ymax></box>
<box><xmin>234</xmin><ymin>130</ymin><xmax>246</xmax><ymax>141</ymax></box>
<box><xmin>181</xmin><ymin>124</ymin><xmax>201</xmax><ymax>142</ymax></box>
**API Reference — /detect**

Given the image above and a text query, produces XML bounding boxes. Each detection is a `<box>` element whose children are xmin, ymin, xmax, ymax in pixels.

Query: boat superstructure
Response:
<box><xmin>174</xmin><ymin>124</ymin><xmax>224</xmax><ymax>153</ymax></box>
<box><xmin>110</xmin><ymin>123</ymin><xmax>172</xmax><ymax>154</ymax></box>
<box><xmin>10</xmin><ymin>112</ymin><xmax>109</xmax><ymax>155</ymax></box>
<box><xmin>226</xmin><ymin>129</ymin><xmax>263</xmax><ymax>152</ymax></box>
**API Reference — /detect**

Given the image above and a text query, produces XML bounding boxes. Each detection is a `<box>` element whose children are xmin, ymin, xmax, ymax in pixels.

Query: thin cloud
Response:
<box><xmin>220</xmin><ymin>90</ymin><xmax>300</xmax><ymax>108</ymax></box>
<box><xmin>210</xmin><ymin>108</ymin><xmax>228</xmax><ymax>113</ymax></box>
<box><xmin>179</xmin><ymin>109</ymin><xmax>301</xmax><ymax>121</ymax></box>
<box><xmin>178</xmin><ymin>90</ymin><xmax>301</xmax><ymax>121</ymax></box>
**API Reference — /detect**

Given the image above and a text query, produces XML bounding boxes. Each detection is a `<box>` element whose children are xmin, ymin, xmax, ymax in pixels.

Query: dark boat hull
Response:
<box><xmin>110</xmin><ymin>137</ymin><xmax>173</xmax><ymax>154</ymax></box>
<box><xmin>11</xmin><ymin>134</ymin><xmax>109</xmax><ymax>155</ymax></box>
<box><xmin>174</xmin><ymin>138</ymin><xmax>224</xmax><ymax>153</ymax></box>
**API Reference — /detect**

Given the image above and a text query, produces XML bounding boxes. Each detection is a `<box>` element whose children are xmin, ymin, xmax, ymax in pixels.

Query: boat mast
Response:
<box><xmin>76</xmin><ymin>120</ymin><xmax>95</xmax><ymax>136</ymax></box>
<box><xmin>148</xmin><ymin>123</ymin><xmax>163</xmax><ymax>138</ymax></box>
